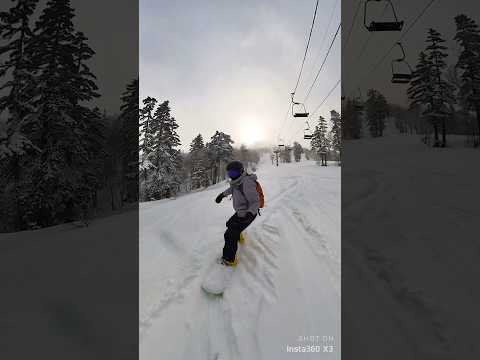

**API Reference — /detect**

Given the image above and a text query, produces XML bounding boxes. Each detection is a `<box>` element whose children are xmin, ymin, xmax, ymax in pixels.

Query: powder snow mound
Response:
<box><xmin>139</xmin><ymin>159</ymin><xmax>341</xmax><ymax>360</ymax></box>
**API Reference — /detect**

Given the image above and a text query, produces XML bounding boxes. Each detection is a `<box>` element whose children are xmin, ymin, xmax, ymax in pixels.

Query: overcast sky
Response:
<box><xmin>72</xmin><ymin>0</ymin><xmax>138</xmax><ymax>115</ymax></box>
<box><xmin>140</xmin><ymin>0</ymin><xmax>341</xmax><ymax>151</ymax></box>
<box><xmin>0</xmin><ymin>1</ymin><xmax>138</xmax><ymax>116</ymax></box>
<box><xmin>343</xmin><ymin>0</ymin><xmax>480</xmax><ymax>107</ymax></box>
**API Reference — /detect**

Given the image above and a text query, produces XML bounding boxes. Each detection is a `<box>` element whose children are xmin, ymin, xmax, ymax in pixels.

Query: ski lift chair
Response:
<box><xmin>364</xmin><ymin>0</ymin><xmax>404</xmax><ymax>32</ymax></box>
<box><xmin>303</xmin><ymin>120</ymin><xmax>313</xmax><ymax>139</ymax></box>
<box><xmin>292</xmin><ymin>101</ymin><xmax>309</xmax><ymax>117</ymax></box>
<box><xmin>391</xmin><ymin>42</ymin><xmax>413</xmax><ymax>84</ymax></box>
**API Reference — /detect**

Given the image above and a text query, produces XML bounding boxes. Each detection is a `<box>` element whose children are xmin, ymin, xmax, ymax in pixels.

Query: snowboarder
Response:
<box><xmin>214</xmin><ymin>160</ymin><xmax>259</xmax><ymax>267</ymax></box>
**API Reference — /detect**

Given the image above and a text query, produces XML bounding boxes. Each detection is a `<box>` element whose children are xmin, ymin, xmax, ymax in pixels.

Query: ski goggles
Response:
<box><xmin>227</xmin><ymin>169</ymin><xmax>241</xmax><ymax>179</ymax></box>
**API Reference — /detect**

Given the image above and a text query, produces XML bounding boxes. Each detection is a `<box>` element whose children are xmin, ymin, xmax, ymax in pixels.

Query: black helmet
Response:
<box><xmin>226</xmin><ymin>160</ymin><xmax>244</xmax><ymax>172</ymax></box>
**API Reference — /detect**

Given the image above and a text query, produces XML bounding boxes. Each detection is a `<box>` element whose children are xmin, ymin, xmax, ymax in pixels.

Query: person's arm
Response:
<box><xmin>215</xmin><ymin>186</ymin><xmax>232</xmax><ymax>203</ymax></box>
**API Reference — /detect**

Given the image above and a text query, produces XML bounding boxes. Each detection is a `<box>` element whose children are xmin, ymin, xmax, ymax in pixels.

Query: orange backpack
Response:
<box><xmin>240</xmin><ymin>176</ymin><xmax>265</xmax><ymax>209</ymax></box>
<box><xmin>255</xmin><ymin>181</ymin><xmax>265</xmax><ymax>208</ymax></box>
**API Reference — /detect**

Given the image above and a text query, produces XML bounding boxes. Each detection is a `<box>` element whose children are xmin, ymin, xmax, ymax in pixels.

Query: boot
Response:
<box><xmin>239</xmin><ymin>232</ymin><xmax>246</xmax><ymax>245</ymax></box>
<box><xmin>218</xmin><ymin>256</ymin><xmax>238</xmax><ymax>267</ymax></box>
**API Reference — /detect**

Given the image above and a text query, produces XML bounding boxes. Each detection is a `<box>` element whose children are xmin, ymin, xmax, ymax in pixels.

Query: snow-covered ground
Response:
<box><xmin>0</xmin><ymin>209</ymin><xmax>138</xmax><ymax>359</ymax></box>
<box><xmin>139</xmin><ymin>157</ymin><xmax>341</xmax><ymax>360</ymax></box>
<box><xmin>343</xmin><ymin>133</ymin><xmax>480</xmax><ymax>359</ymax></box>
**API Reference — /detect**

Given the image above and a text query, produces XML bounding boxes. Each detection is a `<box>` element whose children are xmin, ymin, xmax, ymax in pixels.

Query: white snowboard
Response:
<box><xmin>201</xmin><ymin>259</ymin><xmax>235</xmax><ymax>295</ymax></box>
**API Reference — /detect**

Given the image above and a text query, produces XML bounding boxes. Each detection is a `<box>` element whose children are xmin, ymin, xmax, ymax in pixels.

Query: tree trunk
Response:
<box><xmin>433</xmin><ymin>123</ymin><xmax>439</xmax><ymax>145</ymax></box>
<box><xmin>441</xmin><ymin>117</ymin><xmax>446</xmax><ymax>147</ymax></box>
<box><xmin>475</xmin><ymin>104</ymin><xmax>480</xmax><ymax>146</ymax></box>
<box><xmin>110</xmin><ymin>182</ymin><xmax>115</xmax><ymax>210</ymax></box>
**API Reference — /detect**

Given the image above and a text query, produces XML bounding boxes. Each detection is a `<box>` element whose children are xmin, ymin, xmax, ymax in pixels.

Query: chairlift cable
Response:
<box><xmin>343</xmin><ymin>3</ymin><xmax>389</xmax><ymax>89</ymax></box>
<box><xmin>277</xmin><ymin>102</ymin><xmax>293</xmax><ymax>144</ymax></box>
<box><xmin>310</xmin><ymin>78</ymin><xmax>341</xmax><ymax>118</ymax></box>
<box><xmin>289</xmin><ymin>78</ymin><xmax>341</xmax><ymax>143</ymax></box>
<box><xmin>308</xmin><ymin>0</ymin><xmax>340</xmax><ymax>79</ymax></box>
<box><xmin>302</xmin><ymin>22</ymin><xmax>341</xmax><ymax>104</ymax></box>
<box><xmin>292</xmin><ymin>0</ymin><xmax>320</xmax><ymax>98</ymax></box>
<box><xmin>343</xmin><ymin>0</ymin><xmax>362</xmax><ymax>51</ymax></box>
<box><xmin>280</xmin><ymin>0</ymin><xmax>319</xmax><ymax>142</ymax></box>
<box><xmin>347</xmin><ymin>0</ymin><xmax>437</xmax><ymax>98</ymax></box>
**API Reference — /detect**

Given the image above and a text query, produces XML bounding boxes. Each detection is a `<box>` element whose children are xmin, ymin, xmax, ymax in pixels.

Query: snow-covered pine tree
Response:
<box><xmin>139</xmin><ymin>96</ymin><xmax>157</xmax><ymax>200</ymax></box>
<box><xmin>0</xmin><ymin>0</ymin><xmax>38</xmax><ymax>117</ymax></box>
<box><xmin>0</xmin><ymin>0</ymin><xmax>39</xmax><ymax>229</ymax></box>
<box><xmin>189</xmin><ymin>134</ymin><xmax>209</xmax><ymax>190</ymax></box>
<box><xmin>342</xmin><ymin>97</ymin><xmax>362</xmax><ymax>139</ymax></box>
<box><xmin>206</xmin><ymin>131</ymin><xmax>233</xmax><ymax>184</ymax></box>
<box><xmin>407</xmin><ymin>51</ymin><xmax>436</xmax><ymax>143</ymax></box>
<box><xmin>70</xmin><ymin>29</ymin><xmax>103</xmax><ymax>219</ymax></box>
<box><xmin>149</xmin><ymin>100</ymin><xmax>182</xmax><ymax>200</ymax></box>
<box><xmin>330</xmin><ymin>109</ymin><xmax>341</xmax><ymax>164</ymax></box>
<box><xmin>310</xmin><ymin>115</ymin><xmax>329</xmax><ymax>162</ymax></box>
<box><xmin>425</xmin><ymin>28</ymin><xmax>455</xmax><ymax>146</ymax></box>
<box><xmin>293</xmin><ymin>141</ymin><xmax>303</xmax><ymax>162</ymax></box>
<box><xmin>119</xmin><ymin>78</ymin><xmax>139</xmax><ymax>202</ymax></box>
<box><xmin>365</xmin><ymin>89</ymin><xmax>389</xmax><ymax>137</ymax></box>
<box><xmin>16</xmin><ymin>0</ymin><xmax>103</xmax><ymax>228</ymax></box>
<box><xmin>454</xmin><ymin>14</ymin><xmax>480</xmax><ymax>145</ymax></box>
<box><xmin>318</xmin><ymin>115</ymin><xmax>329</xmax><ymax>151</ymax></box>
<box><xmin>139</xmin><ymin>96</ymin><xmax>157</xmax><ymax>155</ymax></box>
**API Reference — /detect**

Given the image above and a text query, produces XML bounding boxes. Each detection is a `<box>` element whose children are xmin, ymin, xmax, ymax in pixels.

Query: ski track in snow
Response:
<box><xmin>139</xmin><ymin>158</ymin><xmax>340</xmax><ymax>360</ymax></box>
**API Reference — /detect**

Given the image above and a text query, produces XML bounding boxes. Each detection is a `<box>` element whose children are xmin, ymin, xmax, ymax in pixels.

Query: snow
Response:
<box><xmin>342</xmin><ymin>133</ymin><xmax>480</xmax><ymax>359</ymax></box>
<box><xmin>0</xmin><ymin>209</ymin><xmax>138</xmax><ymax>359</ymax></box>
<box><xmin>140</xmin><ymin>157</ymin><xmax>341</xmax><ymax>360</ymax></box>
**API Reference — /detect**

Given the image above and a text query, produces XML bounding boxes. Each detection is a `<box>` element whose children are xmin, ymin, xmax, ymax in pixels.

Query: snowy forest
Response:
<box><xmin>272</xmin><ymin>109</ymin><xmax>341</xmax><ymax>166</ymax></box>
<box><xmin>0</xmin><ymin>0</ymin><xmax>139</xmax><ymax>232</ymax></box>
<box><xmin>342</xmin><ymin>14</ymin><xmax>480</xmax><ymax>148</ymax></box>
<box><xmin>139</xmin><ymin>97</ymin><xmax>264</xmax><ymax>202</ymax></box>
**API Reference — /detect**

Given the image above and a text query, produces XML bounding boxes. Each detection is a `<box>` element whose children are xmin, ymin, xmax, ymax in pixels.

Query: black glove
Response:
<box><xmin>215</xmin><ymin>193</ymin><xmax>224</xmax><ymax>203</ymax></box>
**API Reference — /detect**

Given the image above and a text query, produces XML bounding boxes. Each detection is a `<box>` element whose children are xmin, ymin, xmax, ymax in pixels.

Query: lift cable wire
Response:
<box><xmin>310</xmin><ymin>78</ymin><xmax>341</xmax><ymax>118</ymax></box>
<box><xmin>292</xmin><ymin>0</ymin><xmax>320</xmax><ymax>98</ymax></box>
<box><xmin>343</xmin><ymin>3</ymin><xmax>389</xmax><ymax>89</ymax></box>
<box><xmin>342</xmin><ymin>0</ymin><xmax>362</xmax><ymax>51</ymax></box>
<box><xmin>276</xmin><ymin>102</ymin><xmax>293</xmax><ymax>145</ymax></box>
<box><xmin>280</xmin><ymin>0</ymin><xmax>319</xmax><ymax>144</ymax></box>
<box><xmin>347</xmin><ymin>0</ymin><xmax>437</xmax><ymax>98</ymax></box>
<box><xmin>356</xmin><ymin>3</ymin><xmax>389</xmax><ymax>62</ymax></box>
<box><xmin>302</xmin><ymin>22</ymin><xmax>341</xmax><ymax>104</ymax></box>
<box><xmin>307</xmin><ymin>0</ymin><xmax>340</xmax><ymax>82</ymax></box>
<box><xmin>288</xmin><ymin>78</ymin><xmax>341</xmax><ymax>143</ymax></box>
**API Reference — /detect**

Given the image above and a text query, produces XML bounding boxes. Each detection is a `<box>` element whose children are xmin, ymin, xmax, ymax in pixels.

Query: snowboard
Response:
<box><xmin>201</xmin><ymin>259</ymin><xmax>235</xmax><ymax>295</ymax></box>
<box><xmin>202</xmin><ymin>232</ymin><xmax>245</xmax><ymax>295</ymax></box>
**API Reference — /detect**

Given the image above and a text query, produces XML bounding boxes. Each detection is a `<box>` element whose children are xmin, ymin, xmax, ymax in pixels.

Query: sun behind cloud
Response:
<box><xmin>238</xmin><ymin>120</ymin><xmax>265</xmax><ymax>146</ymax></box>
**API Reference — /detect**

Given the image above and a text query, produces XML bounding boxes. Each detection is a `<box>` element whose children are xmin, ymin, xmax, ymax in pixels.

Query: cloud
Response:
<box><xmin>140</xmin><ymin>0</ymin><xmax>341</xmax><ymax>151</ymax></box>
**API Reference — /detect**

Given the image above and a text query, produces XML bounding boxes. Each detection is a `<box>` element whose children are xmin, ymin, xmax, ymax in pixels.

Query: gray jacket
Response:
<box><xmin>222</xmin><ymin>173</ymin><xmax>259</xmax><ymax>217</ymax></box>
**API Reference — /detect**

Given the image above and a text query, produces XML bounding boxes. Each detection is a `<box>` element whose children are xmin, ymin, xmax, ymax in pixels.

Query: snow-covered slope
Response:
<box><xmin>343</xmin><ymin>134</ymin><xmax>480</xmax><ymax>360</ymax></box>
<box><xmin>140</xmin><ymin>158</ymin><xmax>341</xmax><ymax>360</ymax></box>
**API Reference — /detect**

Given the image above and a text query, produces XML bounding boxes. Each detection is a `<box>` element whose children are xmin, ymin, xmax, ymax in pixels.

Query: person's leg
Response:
<box><xmin>223</xmin><ymin>214</ymin><xmax>241</xmax><ymax>262</ymax></box>
<box><xmin>223</xmin><ymin>213</ymin><xmax>257</xmax><ymax>262</ymax></box>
